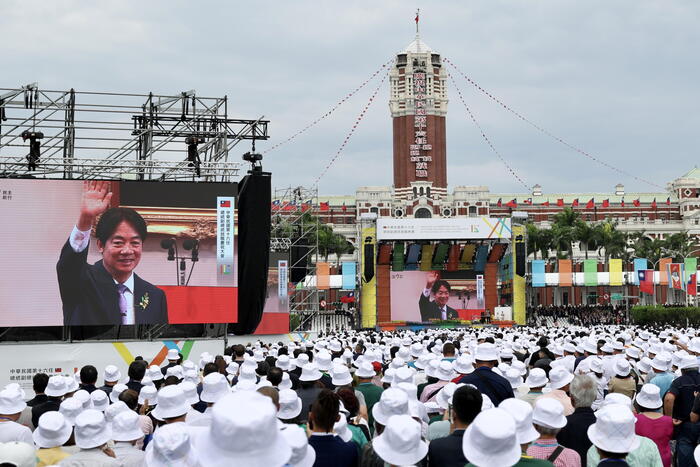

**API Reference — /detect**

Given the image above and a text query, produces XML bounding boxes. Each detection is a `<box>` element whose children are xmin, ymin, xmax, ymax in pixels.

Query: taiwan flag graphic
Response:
<box><xmin>220</xmin><ymin>200</ymin><xmax>231</xmax><ymax>208</ymax></box>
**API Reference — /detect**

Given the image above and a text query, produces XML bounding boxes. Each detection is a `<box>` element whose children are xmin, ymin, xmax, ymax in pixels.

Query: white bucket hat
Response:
<box><xmin>0</xmin><ymin>441</ymin><xmax>36</xmax><ymax>467</ymax></box>
<box><xmin>279</xmin><ymin>372</ymin><xmax>293</xmax><ymax>391</ymax></box>
<box><xmin>276</xmin><ymin>355</ymin><xmax>293</xmax><ymax>371</ymax></box>
<box><xmin>453</xmin><ymin>355</ymin><xmax>474</xmax><ymax>375</ymax></box>
<box><xmin>226</xmin><ymin>361</ymin><xmax>240</xmax><ymax>376</ymax></box>
<box><xmin>436</xmin><ymin>382</ymin><xmax>464</xmax><ymax>410</ymax></box>
<box><xmin>111</xmin><ymin>410</ymin><xmax>145</xmax><ymax>442</ymax></box>
<box><xmin>532</xmin><ymin>398</ymin><xmax>567</xmax><ymax>429</ymax></box>
<box><xmin>277</xmin><ymin>389</ymin><xmax>303</xmax><ymax>420</ymax></box>
<box><xmin>166</xmin><ymin>349</ymin><xmax>180</xmax><ymax>361</ymax></box>
<box><xmin>59</xmin><ymin>397</ymin><xmax>83</xmax><ymax>426</ymax></box>
<box><xmin>614</xmin><ymin>359</ymin><xmax>632</xmax><ymax>377</ymax></box>
<box><xmin>604</xmin><ymin>393</ymin><xmax>633</xmax><ymax>410</ymax></box>
<box><xmin>651</xmin><ymin>352</ymin><xmax>671</xmax><ymax>371</ymax></box>
<box><xmin>63</xmin><ymin>375</ymin><xmax>79</xmax><ymax>393</ymax></box>
<box><xmin>587</xmin><ymin>404</ymin><xmax>640</xmax><ymax>454</ymax></box>
<box><xmin>183</xmin><ymin>370</ymin><xmax>199</xmax><ymax>385</ymax></box>
<box><xmin>281</xmin><ymin>424</ymin><xmax>316</xmax><ymax>467</ymax></box>
<box><xmin>45</xmin><ymin>375</ymin><xmax>67</xmax><ymax>397</ymax></box>
<box><xmin>147</xmin><ymin>365</ymin><xmax>164</xmax><ymax>381</ymax></box>
<box><xmin>333</xmin><ymin>415</ymin><xmax>353</xmax><ymax>442</ymax></box>
<box><xmin>381</xmin><ymin>368</ymin><xmax>395</xmax><ymax>385</ymax></box>
<box><xmin>372</xmin><ymin>388</ymin><xmax>409</xmax><ymax>426</ymax></box>
<box><xmin>192</xmin><ymin>391</ymin><xmax>292</xmax><ymax>467</ymax></box>
<box><xmin>434</xmin><ymin>361</ymin><xmax>455</xmax><ymax>382</ymax></box>
<box><xmin>299</xmin><ymin>363</ymin><xmax>323</xmax><ymax>382</ymax></box>
<box><xmin>166</xmin><ymin>365</ymin><xmax>184</xmax><ymax>380</ymax></box>
<box><xmin>138</xmin><ymin>385</ymin><xmax>158</xmax><ymax>406</ymax></box>
<box><xmin>499</xmin><ymin>398</ymin><xmax>540</xmax><ymax>445</ymax></box>
<box><xmin>200</xmin><ymin>373</ymin><xmax>229</xmax><ymax>404</ymax></box>
<box><xmin>315</xmin><ymin>351</ymin><xmax>333</xmax><ymax>372</ymax></box>
<box><xmin>109</xmin><ymin>383</ymin><xmax>128</xmax><ymax>403</ymax></box>
<box><xmin>179</xmin><ymin>381</ymin><xmax>200</xmax><ymax>405</ymax></box>
<box><xmin>525</xmin><ymin>368</ymin><xmax>548</xmax><ymax>388</ymax></box>
<box><xmin>679</xmin><ymin>354</ymin><xmax>699</xmax><ymax>370</ymax></box>
<box><xmin>635</xmin><ymin>384</ymin><xmax>663</xmax><ymax>410</ymax></box>
<box><xmin>144</xmin><ymin>421</ymin><xmax>199</xmax><ymax>467</ymax></box>
<box><xmin>73</xmin><ymin>389</ymin><xmax>92</xmax><ymax>410</ymax></box>
<box><xmin>330</xmin><ymin>364</ymin><xmax>353</xmax><ymax>386</ymax></box>
<box><xmin>474</xmin><ymin>343</ymin><xmax>499</xmax><ymax>362</ymax></box>
<box><xmin>103</xmin><ymin>365</ymin><xmax>122</xmax><ymax>383</ymax></box>
<box><xmin>151</xmin><ymin>385</ymin><xmax>189</xmax><ymax>421</ymax></box>
<box><xmin>373</xmin><ymin>415</ymin><xmax>428</xmax><ymax>466</ymax></box>
<box><xmin>637</xmin><ymin>357</ymin><xmax>653</xmax><ymax>375</ymax></box>
<box><xmin>505</xmin><ymin>368</ymin><xmax>524</xmax><ymax>389</ymax></box>
<box><xmin>392</xmin><ymin>366</ymin><xmax>416</xmax><ymax>386</ymax></box>
<box><xmin>355</xmin><ymin>361</ymin><xmax>376</xmax><ymax>379</ymax></box>
<box><xmin>33</xmin><ymin>411</ymin><xmax>72</xmax><ymax>448</ymax></box>
<box><xmin>462</xmin><ymin>408</ymin><xmax>522</xmax><ymax>467</ymax></box>
<box><xmin>0</xmin><ymin>388</ymin><xmax>26</xmax><ymax>415</ymax></box>
<box><xmin>90</xmin><ymin>390</ymin><xmax>109</xmax><ymax>412</ymax></box>
<box><xmin>74</xmin><ymin>409</ymin><xmax>112</xmax><ymax>449</ymax></box>
<box><xmin>549</xmin><ymin>366</ymin><xmax>574</xmax><ymax>390</ymax></box>
<box><xmin>104</xmin><ymin>400</ymin><xmax>129</xmax><ymax>423</ymax></box>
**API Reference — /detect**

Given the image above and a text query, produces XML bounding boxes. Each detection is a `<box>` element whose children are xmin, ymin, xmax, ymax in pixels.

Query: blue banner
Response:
<box><xmin>532</xmin><ymin>260</ymin><xmax>546</xmax><ymax>287</ymax></box>
<box><xmin>633</xmin><ymin>258</ymin><xmax>648</xmax><ymax>285</ymax></box>
<box><xmin>341</xmin><ymin>262</ymin><xmax>356</xmax><ymax>290</ymax></box>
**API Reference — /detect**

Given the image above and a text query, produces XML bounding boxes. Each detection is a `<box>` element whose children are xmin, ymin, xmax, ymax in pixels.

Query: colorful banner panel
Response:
<box><xmin>583</xmin><ymin>259</ymin><xmax>598</xmax><ymax>286</ymax></box>
<box><xmin>668</xmin><ymin>263</ymin><xmax>686</xmax><ymax>290</ymax></box>
<box><xmin>659</xmin><ymin>258</ymin><xmax>673</xmax><ymax>285</ymax></box>
<box><xmin>532</xmin><ymin>260</ymin><xmax>546</xmax><ymax>287</ymax></box>
<box><xmin>558</xmin><ymin>260</ymin><xmax>572</xmax><ymax>286</ymax></box>
<box><xmin>609</xmin><ymin>259</ymin><xmax>623</xmax><ymax>286</ymax></box>
<box><xmin>633</xmin><ymin>258</ymin><xmax>648</xmax><ymax>285</ymax></box>
<box><xmin>377</xmin><ymin>217</ymin><xmax>512</xmax><ymax>240</ymax></box>
<box><xmin>317</xmin><ymin>262</ymin><xmax>330</xmax><ymax>290</ymax></box>
<box><xmin>685</xmin><ymin>258</ymin><xmax>698</xmax><ymax>282</ymax></box>
<box><xmin>341</xmin><ymin>262</ymin><xmax>356</xmax><ymax>290</ymax></box>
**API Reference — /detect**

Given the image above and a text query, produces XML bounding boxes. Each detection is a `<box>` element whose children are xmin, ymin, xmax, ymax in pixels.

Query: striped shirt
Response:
<box><xmin>527</xmin><ymin>437</ymin><xmax>581</xmax><ymax>467</ymax></box>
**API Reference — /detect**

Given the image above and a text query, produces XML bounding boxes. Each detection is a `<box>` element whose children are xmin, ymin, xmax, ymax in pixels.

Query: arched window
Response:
<box><xmin>468</xmin><ymin>206</ymin><xmax>477</xmax><ymax>217</ymax></box>
<box><xmin>426</xmin><ymin>187</ymin><xmax>431</xmax><ymax>198</ymax></box>
<box><xmin>414</xmin><ymin>207</ymin><xmax>432</xmax><ymax>218</ymax></box>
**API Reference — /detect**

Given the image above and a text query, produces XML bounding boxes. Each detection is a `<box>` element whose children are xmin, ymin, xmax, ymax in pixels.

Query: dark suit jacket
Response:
<box><xmin>26</xmin><ymin>394</ymin><xmax>48</xmax><ymax>407</ymax></box>
<box><xmin>32</xmin><ymin>399</ymin><xmax>61</xmax><ymax>428</ymax></box>
<box><xmin>419</xmin><ymin>292</ymin><xmax>458</xmax><ymax>321</ymax></box>
<box><xmin>57</xmin><ymin>240</ymin><xmax>168</xmax><ymax>325</ymax></box>
<box><xmin>428</xmin><ymin>429</ymin><xmax>467</xmax><ymax>467</ymax></box>
<box><xmin>557</xmin><ymin>407</ymin><xmax>596</xmax><ymax>467</ymax></box>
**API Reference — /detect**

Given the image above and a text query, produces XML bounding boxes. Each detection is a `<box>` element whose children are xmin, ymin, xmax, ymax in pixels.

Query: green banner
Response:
<box><xmin>583</xmin><ymin>259</ymin><xmax>598</xmax><ymax>286</ymax></box>
<box><xmin>685</xmin><ymin>257</ymin><xmax>698</xmax><ymax>282</ymax></box>
<box><xmin>611</xmin><ymin>292</ymin><xmax>623</xmax><ymax>300</ymax></box>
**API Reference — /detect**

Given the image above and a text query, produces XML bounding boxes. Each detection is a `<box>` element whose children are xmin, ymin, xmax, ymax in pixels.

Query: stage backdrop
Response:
<box><xmin>390</xmin><ymin>270</ymin><xmax>484</xmax><ymax>322</ymax></box>
<box><xmin>0</xmin><ymin>179</ymin><xmax>237</xmax><ymax>326</ymax></box>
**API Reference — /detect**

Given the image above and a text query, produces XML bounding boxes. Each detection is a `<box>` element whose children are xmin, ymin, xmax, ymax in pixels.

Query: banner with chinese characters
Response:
<box><xmin>278</xmin><ymin>260</ymin><xmax>289</xmax><ymax>298</ymax></box>
<box><xmin>217</xmin><ymin>196</ymin><xmax>235</xmax><ymax>286</ymax></box>
<box><xmin>377</xmin><ymin>217</ymin><xmax>511</xmax><ymax>240</ymax></box>
<box><xmin>412</xmin><ymin>71</ymin><xmax>432</xmax><ymax>178</ymax></box>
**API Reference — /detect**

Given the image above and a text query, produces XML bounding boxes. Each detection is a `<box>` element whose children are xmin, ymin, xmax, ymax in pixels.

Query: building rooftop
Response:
<box><xmin>404</xmin><ymin>35</ymin><xmax>432</xmax><ymax>54</ymax></box>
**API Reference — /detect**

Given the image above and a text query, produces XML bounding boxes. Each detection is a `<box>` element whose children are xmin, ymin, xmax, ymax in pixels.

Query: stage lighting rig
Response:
<box><xmin>21</xmin><ymin>130</ymin><xmax>43</xmax><ymax>171</ymax></box>
<box><xmin>242</xmin><ymin>151</ymin><xmax>263</xmax><ymax>172</ymax></box>
<box><xmin>185</xmin><ymin>135</ymin><xmax>204</xmax><ymax>176</ymax></box>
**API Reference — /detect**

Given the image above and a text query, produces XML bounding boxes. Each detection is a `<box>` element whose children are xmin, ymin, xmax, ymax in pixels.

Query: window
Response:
<box><xmin>414</xmin><ymin>207</ymin><xmax>432</xmax><ymax>218</ymax></box>
<box><xmin>468</xmin><ymin>206</ymin><xmax>477</xmax><ymax>217</ymax></box>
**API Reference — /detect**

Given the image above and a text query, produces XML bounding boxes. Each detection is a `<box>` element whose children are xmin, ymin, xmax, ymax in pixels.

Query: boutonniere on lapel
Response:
<box><xmin>139</xmin><ymin>293</ymin><xmax>150</xmax><ymax>311</ymax></box>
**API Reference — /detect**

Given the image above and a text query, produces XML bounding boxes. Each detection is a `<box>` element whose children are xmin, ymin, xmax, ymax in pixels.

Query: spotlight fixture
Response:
<box><xmin>185</xmin><ymin>135</ymin><xmax>205</xmax><ymax>176</ymax></box>
<box><xmin>21</xmin><ymin>130</ymin><xmax>43</xmax><ymax>171</ymax></box>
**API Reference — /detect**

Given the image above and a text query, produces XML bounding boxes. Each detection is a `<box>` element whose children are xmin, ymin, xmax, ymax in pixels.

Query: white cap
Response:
<box><xmin>373</xmin><ymin>415</ymin><xmax>428</xmax><ymax>466</ymax></box>
<box><xmin>532</xmin><ymin>398</ymin><xmax>567</xmax><ymax>429</ymax></box>
<box><xmin>33</xmin><ymin>411</ymin><xmax>72</xmax><ymax>448</ymax></box>
<box><xmin>587</xmin><ymin>404</ymin><xmax>640</xmax><ymax>453</ymax></box>
<box><xmin>635</xmin><ymin>384</ymin><xmax>663</xmax><ymax>410</ymax></box>
<box><xmin>0</xmin><ymin>387</ymin><xmax>26</xmax><ymax>415</ymax></box>
<box><xmin>298</xmin><ymin>363</ymin><xmax>322</xmax><ymax>382</ymax></box>
<box><xmin>499</xmin><ymin>398</ymin><xmax>540</xmax><ymax>444</ymax></box>
<box><xmin>200</xmin><ymin>373</ymin><xmax>229</xmax><ymax>404</ymax></box>
<box><xmin>372</xmin><ymin>388</ymin><xmax>409</xmax><ymax>426</ymax></box>
<box><xmin>74</xmin><ymin>409</ymin><xmax>112</xmax><ymax>449</ymax></box>
<box><xmin>462</xmin><ymin>408</ymin><xmax>522</xmax><ymax>467</ymax></box>
<box><xmin>151</xmin><ymin>385</ymin><xmax>189</xmax><ymax>421</ymax></box>
<box><xmin>330</xmin><ymin>364</ymin><xmax>353</xmax><ymax>386</ymax></box>
<box><xmin>144</xmin><ymin>422</ymin><xmax>199</xmax><ymax>467</ymax></box>
<box><xmin>59</xmin><ymin>397</ymin><xmax>83</xmax><ymax>426</ymax></box>
<box><xmin>474</xmin><ymin>343</ymin><xmax>499</xmax><ymax>362</ymax></box>
<box><xmin>191</xmin><ymin>391</ymin><xmax>292</xmax><ymax>467</ymax></box>
<box><xmin>277</xmin><ymin>389</ymin><xmax>303</xmax><ymax>420</ymax></box>
<box><xmin>281</xmin><ymin>424</ymin><xmax>316</xmax><ymax>467</ymax></box>
<box><xmin>103</xmin><ymin>364</ymin><xmax>122</xmax><ymax>383</ymax></box>
<box><xmin>109</xmin><ymin>383</ymin><xmax>128</xmax><ymax>403</ymax></box>
<box><xmin>0</xmin><ymin>442</ymin><xmax>36</xmax><ymax>467</ymax></box>
<box><xmin>104</xmin><ymin>400</ymin><xmax>129</xmax><ymax>423</ymax></box>
<box><xmin>167</xmin><ymin>349</ymin><xmax>180</xmax><ymax>361</ymax></box>
<box><xmin>549</xmin><ymin>366</ymin><xmax>574</xmax><ymax>390</ymax></box>
<box><xmin>45</xmin><ymin>375</ymin><xmax>68</xmax><ymax>397</ymax></box>
<box><xmin>90</xmin><ymin>389</ymin><xmax>109</xmax><ymax>412</ymax></box>
<box><xmin>525</xmin><ymin>368</ymin><xmax>548</xmax><ymax>388</ymax></box>
<box><xmin>111</xmin><ymin>410</ymin><xmax>145</xmax><ymax>442</ymax></box>
<box><xmin>138</xmin><ymin>385</ymin><xmax>158</xmax><ymax>406</ymax></box>
<box><xmin>355</xmin><ymin>361</ymin><xmax>376</xmax><ymax>379</ymax></box>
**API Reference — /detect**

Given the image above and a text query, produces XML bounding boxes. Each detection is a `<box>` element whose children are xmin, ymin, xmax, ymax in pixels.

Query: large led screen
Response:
<box><xmin>0</xmin><ymin>179</ymin><xmax>237</xmax><ymax>326</ymax></box>
<box><xmin>390</xmin><ymin>270</ymin><xmax>484</xmax><ymax>322</ymax></box>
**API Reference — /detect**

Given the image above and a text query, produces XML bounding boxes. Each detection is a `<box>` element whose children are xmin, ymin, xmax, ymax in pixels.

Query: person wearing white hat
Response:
<box><xmin>648</xmin><ymin>352</ymin><xmax>675</xmax><ymax>397</ymax></box>
<box><xmin>151</xmin><ymin>385</ymin><xmax>189</xmax><ymax>423</ymax></box>
<box><xmin>111</xmin><ymin>410</ymin><xmax>146</xmax><ymax>466</ymax></box>
<box><xmin>178</xmin><ymin>381</ymin><xmax>203</xmax><ymax>425</ymax></box>
<box><xmin>32</xmin><ymin>374</ymin><xmax>67</xmax><ymax>427</ymax></box>
<box><xmin>373</xmin><ymin>415</ymin><xmax>428</xmax><ymax>466</ymax></box>
<box><xmin>664</xmin><ymin>352</ymin><xmax>700</xmax><ymax>467</ymax></box>
<box><xmin>555</xmin><ymin>374</ymin><xmax>598</xmax><ymax>464</ymax></box>
<box><xmin>457</xmin><ymin>343</ymin><xmax>515</xmax><ymax>406</ymax></box>
<box><xmin>160</xmin><ymin>348</ymin><xmax>182</xmax><ymax>377</ymax></box>
<box><xmin>295</xmin><ymin>363</ymin><xmax>323</xmax><ymax>424</ymax></box>
<box><xmin>462</xmin><ymin>408</ymin><xmax>525</xmax><ymax>467</ymax></box>
<box><xmin>281</xmin><ymin>424</ymin><xmax>316</xmax><ymax>467</ymax></box>
<box><xmin>0</xmin><ymin>441</ymin><xmax>36</xmax><ymax>467</ymax></box>
<box><xmin>59</xmin><ymin>397</ymin><xmax>83</xmax><ymax>426</ymax></box>
<box><xmin>0</xmin><ymin>387</ymin><xmax>32</xmax><ymax>446</ymax></box>
<box><xmin>528</xmin><ymin>398</ymin><xmax>580</xmax><ymax>466</ymax></box>
<box><xmin>191</xmin><ymin>390</ymin><xmax>292</xmax><ymax>467</ymax></box>
<box><xmin>518</xmin><ymin>368</ymin><xmax>548</xmax><ymax>408</ymax></box>
<box><xmin>354</xmin><ymin>360</ymin><xmax>383</xmax><ymax>433</ymax></box>
<box><xmin>109</xmin><ymin>383</ymin><xmax>128</xmax><ymax>404</ymax></box>
<box><xmin>33</xmin><ymin>411</ymin><xmax>73</xmax><ymax>466</ymax></box>
<box><xmin>144</xmin><ymin>421</ymin><xmax>199</xmax><ymax>467</ymax></box>
<box><xmin>428</xmin><ymin>385</ymin><xmax>482</xmax><ymax>467</ymax></box>
<box><xmin>90</xmin><ymin>389</ymin><xmax>110</xmax><ymax>412</ymax></box>
<box><xmin>97</xmin><ymin>365</ymin><xmax>121</xmax><ymax>398</ymax></box>
<box><xmin>536</xmin><ymin>366</ymin><xmax>575</xmax><ymax>416</ymax></box>
<box><xmin>633</xmin><ymin>384</ymin><xmax>673</xmax><ymax>467</ymax></box>
<box><xmin>607</xmin><ymin>358</ymin><xmax>636</xmax><ymax>400</ymax></box>
<box><xmin>371</xmin><ymin>387</ymin><xmax>410</xmax><ymax>433</ymax></box>
<box><xmin>61</xmin><ymin>409</ymin><xmax>120</xmax><ymax>466</ymax></box>
<box><xmin>420</xmin><ymin>360</ymin><xmax>455</xmax><ymax>403</ymax></box>
<box><xmin>307</xmin><ymin>389</ymin><xmax>358</xmax><ymax>467</ymax></box>
<box><xmin>278</xmin><ymin>388</ymin><xmax>304</xmax><ymax>423</ymax></box>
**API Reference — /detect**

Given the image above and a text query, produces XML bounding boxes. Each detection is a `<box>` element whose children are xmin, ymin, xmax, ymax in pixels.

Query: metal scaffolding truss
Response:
<box><xmin>272</xmin><ymin>186</ymin><xmax>320</xmax><ymax>331</ymax></box>
<box><xmin>0</xmin><ymin>83</ymin><xmax>268</xmax><ymax>181</ymax></box>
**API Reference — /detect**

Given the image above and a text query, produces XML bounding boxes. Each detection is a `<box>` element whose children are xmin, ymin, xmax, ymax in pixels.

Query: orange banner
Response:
<box><xmin>317</xmin><ymin>262</ymin><xmax>330</xmax><ymax>290</ymax></box>
<box><xmin>559</xmin><ymin>260</ymin><xmax>573</xmax><ymax>286</ymax></box>
<box><xmin>658</xmin><ymin>258</ymin><xmax>672</xmax><ymax>285</ymax></box>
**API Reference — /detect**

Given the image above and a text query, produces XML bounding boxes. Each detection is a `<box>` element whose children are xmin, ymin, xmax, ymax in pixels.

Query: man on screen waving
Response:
<box><xmin>419</xmin><ymin>271</ymin><xmax>458</xmax><ymax>321</ymax></box>
<box><xmin>57</xmin><ymin>181</ymin><xmax>168</xmax><ymax>325</ymax></box>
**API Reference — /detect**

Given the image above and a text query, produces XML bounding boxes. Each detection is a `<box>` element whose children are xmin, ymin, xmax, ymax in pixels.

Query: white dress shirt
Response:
<box><xmin>423</xmin><ymin>288</ymin><xmax>447</xmax><ymax>320</ymax></box>
<box><xmin>69</xmin><ymin>225</ymin><xmax>135</xmax><ymax>325</ymax></box>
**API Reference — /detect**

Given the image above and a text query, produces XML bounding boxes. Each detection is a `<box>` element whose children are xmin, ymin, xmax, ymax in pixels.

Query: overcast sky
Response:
<box><xmin>2</xmin><ymin>1</ymin><xmax>698</xmax><ymax>196</ymax></box>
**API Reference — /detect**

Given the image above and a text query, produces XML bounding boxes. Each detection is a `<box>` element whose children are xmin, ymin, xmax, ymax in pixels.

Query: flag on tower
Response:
<box><xmin>620</xmin><ymin>198</ymin><xmax>625</xmax><ymax>207</ymax></box>
<box><xmin>666</xmin><ymin>197</ymin><xmax>671</xmax><ymax>205</ymax></box>
<box><xmin>638</xmin><ymin>269</ymin><xmax>654</xmax><ymax>295</ymax></box>
<box><xmin>586</xmin><ymin>198</ymin><xmax>595</xmax><ymax>209</ymax></box>
<box><xmin>572</xmin><ymin>198</ymin><xmax>579</xmax><ymax>207</ymax></box>
<box><xmin>602</xmin><ymin>199</ymin><xmax>610</xmax><ymax>208</ymax></box>
<box><xmin>505</xmin><ymin>199</ymin><xmax>517</xmax><ymax>208</ymax></box>
<box><xmin>651</xmin><ymin>198</ymin><xmax>657</xmax><ymax>209</ymax></box>
<box><xmin>633</xmin><ymin>199</ymin><xmax>641</xmax><ymax>207</ymax></box>
<box><xmin>556</xmin><ymin>199</ymin><xmax>564</xmax><ymax>207</ymax></box>
<box><xmin>496</xmin><ymin>198</ymin><xmax>502</xmax><ymax>207</ymax></box>
<box><xmin>415</xmin><ymin>10</ymin><xmax>419</xmax><ymax>24</ymax></box>
<box><xmin>341</xmin><ymin>202</ymin><xmax>347</xmax><ymax>212</ymax></box>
